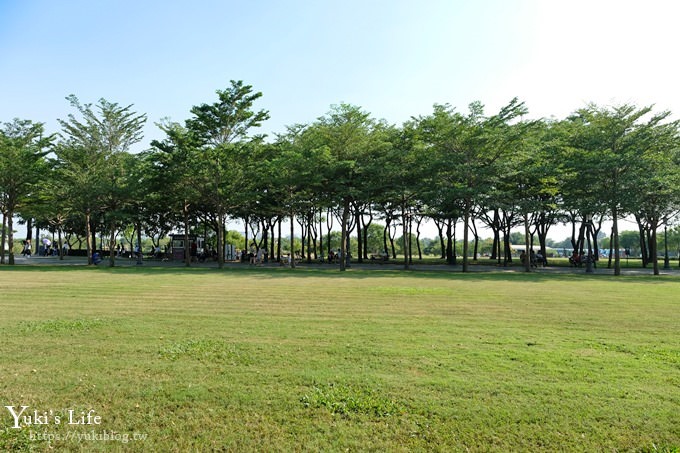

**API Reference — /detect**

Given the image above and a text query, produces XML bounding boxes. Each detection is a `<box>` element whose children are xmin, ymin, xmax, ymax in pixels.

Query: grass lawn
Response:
<box><xmin>0</xmin><ymin>266</ymin><xmax>678</xmax><ymax>452</ymax></box>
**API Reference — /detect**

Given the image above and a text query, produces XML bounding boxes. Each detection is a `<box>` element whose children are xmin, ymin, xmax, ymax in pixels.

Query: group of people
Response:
<box><xmin>21</xmin><ymin>239</ymin><xmax>32</xmax><ymax>257</ymax></box>
<box><xmin>520</xmin><ymin>249</ymin><xmax>547</xmax><ymax>267</ymax></box>
<box><xmin>569</xmin><ymin>250</ymin><xmax>596</xmax><ymax>267</ymax></box>
<box><xmin>327</xmin><ymin>249</ymin><xmax>343</xmax><ymax>263</ymax></box>
<box><xmin>20</xmin><ymin>238</ymin><xmax>70</xmax><ymax>257</ymax></box>
<box><xmin>246</xmin><ymin>243</ymin><xmax>266</xmax><ymax>265</ymax></box>
<box><xmin>197</xmin><ymin>247</ymin><xmax>217</xmax><ymax>262</ymax></box>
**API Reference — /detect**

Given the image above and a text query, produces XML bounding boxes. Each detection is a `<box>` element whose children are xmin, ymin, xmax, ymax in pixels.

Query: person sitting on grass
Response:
<box><xmin>569</xmin><ymin>250</ymin><xmax>580</xmax><ymax>267</ymax></box>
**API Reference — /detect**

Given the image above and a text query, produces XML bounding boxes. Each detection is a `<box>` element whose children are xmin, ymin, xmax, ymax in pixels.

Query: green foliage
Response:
<box><xmin>54</xmin><ymin>95</ymin><xmax>146</xmax><ymax>266</ymax></box>
<box><xmin>4</xmin><ymin>91</ymin><xmax>680</xmax><ymax>276</ymax></box>
<box><xmin>0</xmin><ymin>119</ymin><xmax>52</xmax><ymax>264</ymax></box>
<box><xmin>186</xmin><ymin>80</ymin><xmax>269</xmax><ymax>146</ymax></box>
<box><xmin>225</xmin><ymin>229</ymin><xmax>245</xmax><ymax>247</ymax></box>
<box><xmin>181</xmin><ymin>80</ymin><xmax>271</xmax><ymax>267</ymax></box>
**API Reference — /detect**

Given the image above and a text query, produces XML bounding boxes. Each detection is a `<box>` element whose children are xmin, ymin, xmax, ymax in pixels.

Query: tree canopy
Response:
<box><xmin>3</xmin><ymin>82</ymin><xmax>679</xmax><ymax>275</ymax></box>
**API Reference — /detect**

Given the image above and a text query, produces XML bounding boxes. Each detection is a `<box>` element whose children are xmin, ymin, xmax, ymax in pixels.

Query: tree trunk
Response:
<box><xmin>307</xmin><ymin>212</ymin><xmax>313</xmax><ymax>263</ymax></box>
<box><xmin>612</xmin><ymin>205</ymin><xmax>620</xmax><ymax>276</ymax></box>
<box><xmin>389</xmin><ymin>220</ymin><xmax>397</xmax><ymax>259</ymax></box>
<box><xmin>462</xmin><ymin>204</ymin><xmax>471</xmax><ymax>273</ymax></box>
<box><xmin>35</xmin><ymin>225</ymin><xmax>40</xmax><ymax>255</ymax></box>
<box><xmin>26</xmin><ymin>218</ymin><xmax>33</xmax><ymax>242</ymax></box>
<box><xmin>435</xmin><ymin>219</ymin><xmax>446</xmax><ymax>259</ymax></box>
<box><xmin>452</xmin><ymin>219</ymin><xmax>457</xmax><ymax>266</ymax></box>
<box><xmin>326</xmin><ymin>207</ymin><xmax>333</xmax><ymax>259</ymax></box>
<box><xmin>470</xmin><ymin>219</ymin><xmax>479</xmax><ymax>261</ymax></box>
<box><xmin>536</xmin><ymin>215</ymin><xmax>550</xmax><ymax>266</ymax></box>
<box><xmin>524</xmin><ymin>213</ymin><xmax>531</xmax><ymax>272</ymax></box>
<box><xmin>340</xmin><ymin>199</ymin><xmax>349</xmax><ymax>271</ymax></box>
<box><xmin>355</xmin><ymin>204</ymin><xmax>363</xmax><ymax>263</ymax></box>
<box><xmin>362</xmin><ymin>209</ymin><xmax>372</xmax><ymax>260</ymax></box>
<box><xmin>108</xmin><ymin>225</ymin><xmax>116</xmax><ymax>267</ymax></box>
<box><xmin>496</xmin><ymin>228</ymin><xmax>502</xmax><ymax>266</ymax></box>
<box><xmin>57</xmin><ymin>228</ymin><xmax>64</xmax><ymax>261</ymax></box>
<box><xmin>244</xmin><ymin>215</ymin><xmax>249</xmax><ymax>256</ymax></box>
<box><xmin>1</xmin><ymin>212</ymin><xmax>7</xmax><ymax>264</ymax></box>
<box><xmin>651</xmin><ymin>220</ymin><xmax>659</xmax><ymax>275</ymax></box>
<box><xmin>445</xmin><ymin>220</ymin><xmax>453</xmax><ymax>265</ymax></box>
<box><xmin>277</xmin><ymin>217</ymin><xmax>282</xmax><ymax>262</ymax></box>
<box><xmin>636</xmin><ymin>217</ymin><xmax>648</xmax><ymax>267</ymax></box>
<box><xmin>184</xmin><ymin>207</ymin><xmax>191</xmax><ymax>267</ymax></box>
<box><xmin>270</xmin><ymin>220</ymin><xmax>276</xmax><ymax>263</ymax></box>
<box><xmin>490</xmin><ymin>210</ymin><xmax>500</xmax><ymax>261</ymax></box>
<box><xmin>645</xmin><ymin>227</ymin><xmax>654</xmax><ymax>267</ymax></box>
<box><xmin>319</xmin><ymin>214</ymin><xmax>324</xmax><ymax>261</ymax></box>
<box><xmin>415</xmin><ymin>216</ymin><xmax>423</xmax><ymax>260</ymax></box>
<box><xmin>217</xmin><ymin>212</ymin><xmax>225</xmax><ymax>269</ymax></box>
<box><xmin>290</xmin><ymin>210</ymin><xmax>295</xmax><ymax>269</ymax></box>
<box><xmin>576</xmin><ymin>221</ymin><xmax>587</xmax><ymax>255</ymax></box>
<box><xmin>570</xmin><ymin>213</ymin><xmax>578</xmax><ymax>252</ymax></box>
<box><xmin>503</xmin><ymin>225</ymin><xmax>512</xmax><ymax>265</ymax></box>
<box><xmin>86</xmin><ymin>211</ymin><xmax>93</xmax><ymax>265</ymax></box>
<box><xmin>408</xmin><ymin>210</ymin><xmax>413</xmax><ymax>265</ymax></box>
<box><xmin>402</xmin><ymin>203</ymin><xmax>410</xmax><ymax>270</ymax></box>
<box><xmin>298</xmin><ymin>217</ymin><xmax>305</xmax><ymax>259</ymax></box>
<box><xmin>7</xmin><ymin>210</ymin><xmax>15</xmax><ymax>265</ymax></box>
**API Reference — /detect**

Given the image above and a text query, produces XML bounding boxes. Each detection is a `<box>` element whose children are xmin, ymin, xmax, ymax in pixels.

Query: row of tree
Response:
<box><xmin>2</xmin><ymin>80</ymin><xmax>679</xmax><ymax>274</ymax></box>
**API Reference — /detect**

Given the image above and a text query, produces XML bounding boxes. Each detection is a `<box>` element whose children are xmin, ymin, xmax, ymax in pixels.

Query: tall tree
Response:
<box><xmin>272</xmin><ymin>124</ymin><xmax>330</xmax><ymax>268</ymax></box>
<box><xmin>419</xmin><ymin>99</ymin><xmax>528</xmax><ymax>272</ymax></box>
<box><xmin>371</xmin><ymin>123</ymin><xmax>420</xmax><ymax>269</ymax></box>
<box><xmin>149</xmin><ymin>122</ymin><xmax>204</xmax><ymax>266</ymax></box>
<box><xmin>629</xmin><ymin>116</ymin><xmax>680</xmax><ymax>274</ymax></box>
<box><xmin>569</xmin><ymin>104</ymin><xmax>670</xmax><ymax>275</ymax></box>
<box><xmin>186</xmin><ymin>80</ymin><xmax>269</xmax><ymax>268</ymax></box>
<box><xmin>314</xmin><ymin>104</ymin><xmax>383</xmax><ymax>271</ymax></box>
<box><xmin>56</xmin><ymin>95</ymin><xmax>146</xmax><ymax>265</ymax></box>
<box><xmin>501</xmin><ymin>120</ymin><xmax>558</xmax><ymax>271</ymax></box>
<box><xmin>0</xmin><ymin>119</ymin><xmax>52</xmax><ymax>265</ymax></box>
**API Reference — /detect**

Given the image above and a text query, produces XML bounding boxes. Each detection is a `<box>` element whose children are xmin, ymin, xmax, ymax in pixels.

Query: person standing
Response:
<box><xmin>249</xmin><ymin>243</ymin><xmax>257</xmax><ymax>265</ymax></box>
<box><xmin>42</xmin><ymin>237</ymin><xmax>52</xmax><ymax>256</ymax></box>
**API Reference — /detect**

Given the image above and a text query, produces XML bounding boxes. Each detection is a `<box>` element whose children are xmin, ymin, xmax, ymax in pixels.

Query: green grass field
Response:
<box><xmin>0</xmin><ymin>266</ymin><xmax>678</xmax><ymax>452</ymax></box>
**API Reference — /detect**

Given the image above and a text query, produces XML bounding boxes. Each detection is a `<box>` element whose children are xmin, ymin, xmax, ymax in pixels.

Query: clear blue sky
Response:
<box><xmin>2</xmin><ymin>0</ymin><xmax>678</xmax><ymax>239</ymax></box>
<box><xmin>4</xmin><ymin>0</ymin><xmax>677</xmax><ymax>147</ymax></box>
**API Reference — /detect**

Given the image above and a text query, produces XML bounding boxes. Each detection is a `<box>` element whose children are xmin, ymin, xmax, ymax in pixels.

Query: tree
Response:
<box><xmin>629</xmin><ymin>117</ymin><xmax>680</xmax><ymax>274</ymax></box>
<box><xmin>315</xmin><ymin>104</ymin><xmax>382</xmax><ymax>271</ymax></box>
<box><xmin>419</xmin><ymin>99</ymin><xmax>528</xmax><ymax>272</ymax></box>
<box><xmin>271</xmin><ymin>124</ymin><xmax>330</xmax><ymax>268</ymax></box>
<box><xmin>501</xmin><ymin>119</ymin><xmax>558</xmax><ymax>272</ymax></box>
<box><xmin>56</xmin><ymin>95</ymin><xmax>146</xmax><ymax>266</ymax></box>
<box><xmin>371</xmin><ymin>123</ymin><xmax>420</xmax><ymax>269</ymax></box>
<box><xmin>569</xmin><ymin>104</ymin><xmax>673</xmax><ymax>275</ymax></box>
<box><xmin>148</xmin><ymin>122</ymin><xmax>204</xmax><ymax>266</ymax></box>
<box><xmin>0</xmin><ymin>119</ymin><xmax>52</xmax><ymax>265</ymax></box>
<box><xmin>185</xmin><ymin>80</ymin><xmax>270</xmax><ymax>268</ymax></box>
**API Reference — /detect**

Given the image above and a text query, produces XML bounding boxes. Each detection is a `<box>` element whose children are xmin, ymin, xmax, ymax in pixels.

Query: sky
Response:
<box><xmin>2</xmin><ymin>0</ymin><xmax>679</xmax><ymax>240</ymax></box>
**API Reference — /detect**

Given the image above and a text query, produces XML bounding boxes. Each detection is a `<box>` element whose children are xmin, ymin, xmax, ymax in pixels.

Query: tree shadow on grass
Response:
<box><xmin>2</xmin><ymin>261</ymin><xmax>677</xmax><ymax>284</ymax></box>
